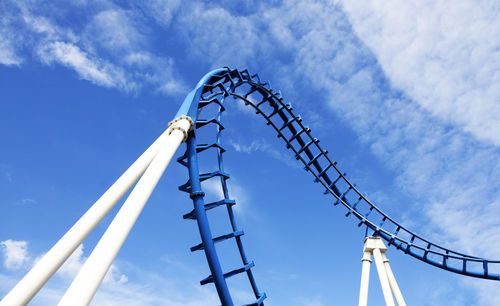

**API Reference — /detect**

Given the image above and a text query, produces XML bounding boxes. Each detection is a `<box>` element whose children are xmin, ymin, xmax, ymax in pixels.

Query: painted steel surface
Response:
<box><xmin>178</xmin><ymin>68</ymin><xmax>500</xmax><ymax>305</ymax></box>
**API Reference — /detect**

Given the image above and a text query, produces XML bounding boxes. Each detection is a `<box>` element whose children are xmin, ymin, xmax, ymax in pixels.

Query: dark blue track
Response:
<box><xmin>176</xmin><ymin>68</ymin><xmax>500</xmax><ymax>305</ymax></box>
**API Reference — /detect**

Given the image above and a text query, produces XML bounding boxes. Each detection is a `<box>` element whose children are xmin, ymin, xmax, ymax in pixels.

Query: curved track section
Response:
<box><xmin>178</xmin><ymin>68</ymin><xmax>500</xmax><ymax>305</ymax></box>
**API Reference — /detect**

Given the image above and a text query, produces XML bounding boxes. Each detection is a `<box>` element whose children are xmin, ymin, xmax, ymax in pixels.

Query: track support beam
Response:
<box><xmin>58</xmin><ymin>116</ymin><xmax>192</xmax><ymax>305</ymax></box>
<box><xmin>0</xmin><ymin>118</ymin><xmax>192</xmax><ymax>306</ymax></box>
<box><xmin>358</xmin><ymin>236</ymin><xmax>406</xmax><ymax>306</ymax></box>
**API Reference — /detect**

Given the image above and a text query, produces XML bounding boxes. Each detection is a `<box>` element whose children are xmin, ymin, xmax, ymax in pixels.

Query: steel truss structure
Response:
<box><xmin>1</xmin><ymin>67</ymin><xmax>499</xmax><ymax>306</ymax></box>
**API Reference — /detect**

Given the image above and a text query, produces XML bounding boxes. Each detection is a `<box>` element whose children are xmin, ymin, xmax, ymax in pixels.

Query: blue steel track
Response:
<box><xmin>176</xmin><ymin>68</ymin><xmax>500</xmax><ymax>305</ymax></box>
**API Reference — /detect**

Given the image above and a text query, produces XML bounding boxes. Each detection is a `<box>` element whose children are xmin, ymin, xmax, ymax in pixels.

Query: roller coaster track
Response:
<box><xmin>176</xmin><ymin>68</ymin><xmax>500</xmax><ymax>305</ymax></box>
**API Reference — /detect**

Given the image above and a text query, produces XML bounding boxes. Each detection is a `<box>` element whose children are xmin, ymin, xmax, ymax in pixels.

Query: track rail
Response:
<box><xmin>178</xmin><ymin>68</ymin><xmax>500</xmax><ymax>305</ymax></box>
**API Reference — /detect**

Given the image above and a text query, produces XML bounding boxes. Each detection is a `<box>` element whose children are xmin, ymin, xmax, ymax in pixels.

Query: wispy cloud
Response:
<box><xmin>0</xmin><ymin>35</ymin><xmax>22</xmax><ymax>66</ymax></box>
<box><xmin>175</xmin><ymin>2</ymin><xmax>264</xmax><ymax>69</ymax></box>
<box><xmin>38</xmin><ymin>41</ymin><xmax>132</xmax><ymax>90</ymax></box>
<box><xmin>139</xmin><ymin>0</ymin><xmax>182</xmax><ymax>28</ymax></box>
<box><xmin>230</xmin><ymin>139</ymin><xmax>298</xmax><ymax>169</ymax></box>
<box><xmin>0</xmin><ymin>0</ymin><xmax>185</xmax><ymax>95</ymax></box>
<box><xmin>0</xmin><ymin>239</ymin><xmax>218</xmax><ymax>305</ymax></box>
<box><xmin>0</xmin><ymin>240</ymin><xmax>30</xmax><ymax>270</ymax></box>
<box><xmin>85</xmin><ymin>9</ymin><xmax>144</xmax><ymax>54</ymax></box>
<box><xmin>14</xmin><ymin>198</ymin><xmax>37</xmax><ymax>206</ymax></box>
<box><xmin>341</xmin><ymin>0</ymin><xmax>500</xmax><ymax>147</ymax></box>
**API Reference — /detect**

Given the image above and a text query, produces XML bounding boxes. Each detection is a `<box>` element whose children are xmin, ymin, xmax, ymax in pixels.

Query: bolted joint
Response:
<box><xmin>167</xmin><ymin>115</ymin><xmax>194</xmax><ymax>142</ymax></box>
<box><xmin>189</xmin><ymin>191</ymin><xmax>205</xmax><ymax>199</ymax></box>
<box><xmin>168</xmin><ymin>115</ymin><xmax>194</xmax><ymax>130</ymax></box>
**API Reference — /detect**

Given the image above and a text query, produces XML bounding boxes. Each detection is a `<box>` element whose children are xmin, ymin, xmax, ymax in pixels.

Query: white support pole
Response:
<box><xmin>358</xmin><ymin>251</ymin><xmax>372</xmax><ymax>306</ymax></box>
<box><xmin>382</xmin><ymin>253</ymin><xmax>406</xmax><ymax>306</ymax></box>
<box><xmin>359</xmin><ymin>237</ymin><xmax>405</xmax><ymax>306</ymax></box>
<box><xmin>0</xmin><ymin>126</ymin><xmax>179</xmax><ymax>306</ymax></box>
<box><xmin>372</xmin><ymin>248</ymin><xmax>395</xmax><ymax>306</ymax></box>
<box><xmin>58</xmin><ymin>116</ymin><xmax>192</xmax><ymax>306</ymax></box>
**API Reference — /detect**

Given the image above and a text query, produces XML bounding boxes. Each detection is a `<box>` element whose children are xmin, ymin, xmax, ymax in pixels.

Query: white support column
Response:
<box><xmin>358</xmin><ymin>251</ymin><xmax>372</xmax><ymax>306</ymax></box>
<box><xmin>58</xmin><ymin>116</ymin><xmax>192</xmax><ymax>306</ymax></box>
<box><xmin>358</xmin><ymin>237</ymin><xmax>405</xmax><ymax>306</ymax></box>
<box><xmin>372</xmin><ymin>248</ymin><xmax>395</xmax><ymax>306</ymax></box>
<box><xmin>0</xmin><ymin>125</ymin><xmax>179</xmax><ymax>306</ymax></box>
<box><xmin>382</xmin><ymin>253</ymin><xmax>406</xmax><ymax>306</ymax></box>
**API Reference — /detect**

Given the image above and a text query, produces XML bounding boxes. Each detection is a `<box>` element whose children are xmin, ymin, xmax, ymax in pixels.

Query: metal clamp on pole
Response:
<box><xmin>168</xmin><ymin>115</ymin><xmax>194</xmax><ymax>141</ymax></box>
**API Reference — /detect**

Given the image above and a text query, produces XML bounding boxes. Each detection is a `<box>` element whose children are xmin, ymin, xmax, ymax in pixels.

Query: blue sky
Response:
<box><xmin>1</xmin><ymin>0</ymin><xmax>500</xmax><ymax>305</ymax></box>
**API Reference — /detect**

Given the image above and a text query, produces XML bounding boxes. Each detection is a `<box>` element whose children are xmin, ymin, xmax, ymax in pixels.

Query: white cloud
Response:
<box><xmin>203</xmin><ymin>178</ymin><xmax>224</xmax><ymax>199</ymax></box>
<box><xmin>0</xmin><ymin>240</ymin><xmax>30</xmax><ymax>270</ymax></box>
<box><xmin>85</xmin><ymin>9</ymin><xmax>143</xmax><ymax>53</ymax></box>
<box><xmin>20</xmin><ymin>198</ymin><xmax>37</xmax><ymax>205</ymax></box>
<box><xmin>175</xmin><ymin>2</ymin><xmax>267</xmax><ymax>69</ymax></box>
<box><xmin>38</xmin><ymin>41</ymin><xmax>133</xmax><ymax>90</ymax></box>
<box><xmin>0</xmin><ymin>0</ymin><xmax>184</xmax><ymax>95</ymax></box>
<box><xmin>16</xmin><ymin>1</ymin><xmax>78</xmax><ymax>43</ymax></box>
<box><xmin>141</xmin><ymin>0</ymin><xmax>181</xmax><ymax>27</ymax></box>
<box><xmin>0</xmin><ymin>5</ymin><xmax>23</xmax><ymax>65</ymax></box>
<box><xmin>231</xmin><ymin>140</ymin><xmax>269</xmax><ymax>154</ymax></box>
<box><xmin>0</xmin><ymin>38</ymin><xmax>22</xmax><ymax>66</ymax></box>
<box><xmin>469</xmin><ymin>279</ymin><xmax>500</xmax><ymax>306</ymax></box>
<box><xmin>0</xmin><ymin>239</ymin><xmax>217</xmax><ymax>305</ymax></box>
<box><xmin>341</xmin><ymin>0</ymin><xmax>500</xmax><ymax>146</ymax></box>
<box><xmin>230</xmin><ymin>139</ymin><xmax>298</xmax><ymax>169</ymax></box>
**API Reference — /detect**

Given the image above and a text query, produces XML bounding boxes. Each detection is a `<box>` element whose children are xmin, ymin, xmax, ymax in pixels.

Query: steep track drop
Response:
<box><xmin>177</xmin><ymin>68</ymin><xmax>500</xmax><ymax>305</ymax></box>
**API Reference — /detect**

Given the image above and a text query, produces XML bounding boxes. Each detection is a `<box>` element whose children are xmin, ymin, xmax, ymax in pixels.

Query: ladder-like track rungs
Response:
<box><xmin>199</xmin><ymin>170</ymin><xmax>230</xmax><ymax>182</ymax></box>
<box><xmin>201</xmin><ymin>83</ymin><xmax>229</xmax><ymax>96</ymax></box>
<box><xmin>200</xmin><ymin>261</ymin><xmax>255</xmax><ymax>285</ymax></box>
<box><xmin>279</xmin><ymin>115</ymin><xmax>302</xmax><ymax>131</ymax></box>
<box><xmin>267</xmin><ymin>105</ymin><xmax>285</xmax><ymax>120</ymax></box>
<box><xmin>198</xmin><ymin>97</ymin><xmax>226</xmax><ymax>111</ymax></box>
<box><xmin>307</xmin><ymin>151</ymin><xmax>328</xmax><ymax>167</ymax></box>
<box><xmin>179</xmin><ymin>171</ymin><xmax>230</xmax><ymax>192</ymax></box>
<box><xmin>323</xmin><ymin>173</ymin><xmax>345</xmax><ymax>195</ymax></box>
<box><xmin>297</xmin><ymin>138</ymin><xmax>318</xmax><ymax>154</ymax></box>
<box><xmin>183</xmin><ymin>199</ymin><xmax>236</xmax><ymax>220</ymax></box>
<box><xmin>190</xmin><ymin>230</ymin><xmax>244</xmax><ymax>252</ymax></box>
<box><xmin>314</xmin><ymin>162</ymin><xmax>335</xmax><ymax>182</ymax></box>
<box><xmin>288</xmin><ymin>127</ymin><xmax>310</xmax><ymax>144</ymax></box>
<box><xmin>196</xmin><ymin>117</ymin><xmax>225</xmax><ymax>130</ymax></box>
<box><xmin>256</xmin><ymin>94</ymin><xmax>275</xmax><ymax>107</ymax></box>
